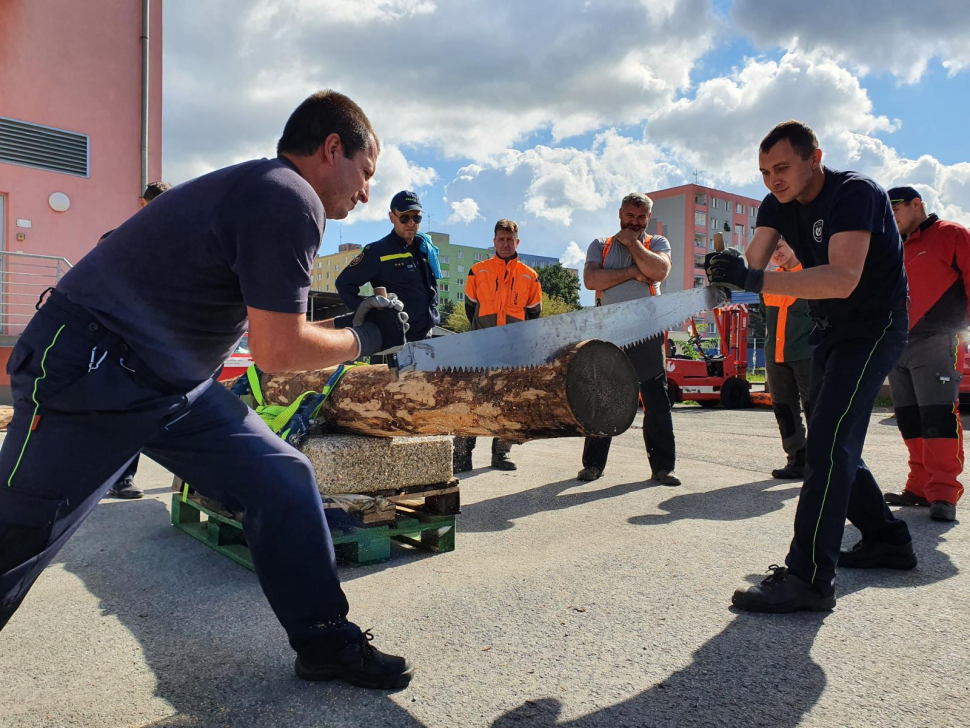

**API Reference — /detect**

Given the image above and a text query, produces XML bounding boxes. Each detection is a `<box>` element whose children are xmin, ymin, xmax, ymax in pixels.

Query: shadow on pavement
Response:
<box><xmin>627</xmin><ymin>478</ymin><xmax>800</xmax><ymax>526</ymax></box>
<box><xmin>56</xmin><ymin>497</ymin><xmax>427</xmax><ymax>728</ymax></box>
<box><xmin>492</xmin><ymin>518</ymin><xmax>958</xmax><ymax>728</ymax></box>
<box><xmin>460</xmin><ymin>478</ymin><xmax>661</xmax><ymax>533</ymax></box>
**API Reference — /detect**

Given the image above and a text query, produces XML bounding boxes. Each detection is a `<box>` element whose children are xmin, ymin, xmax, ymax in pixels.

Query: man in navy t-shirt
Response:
<box><xmin>0</xmin><ymin>91</ymin><xmax>414</xmax><ymax>689</ymax></box>
<box><xmin>706</xmin><ymin>120</ymin><xmax>914</xmax><ymax>613</ymax></box>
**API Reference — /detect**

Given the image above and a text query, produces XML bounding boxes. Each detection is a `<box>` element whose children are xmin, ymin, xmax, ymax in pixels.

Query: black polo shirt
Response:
<box><xmin>335</xmin><ymin>231</ymin><xmax>439</xmax><ymax>340</ymax></box>
<box><xmin>756</xmin><ymin>168</ymin><xmax>908</xmax><ymax>330</ymax></box>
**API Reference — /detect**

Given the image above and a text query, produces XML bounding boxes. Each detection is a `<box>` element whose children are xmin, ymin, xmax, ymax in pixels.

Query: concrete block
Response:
<box><xmin>301</xmin><ymin>434</ymin><xmax>454</xmax><ymax>495</ymax></box>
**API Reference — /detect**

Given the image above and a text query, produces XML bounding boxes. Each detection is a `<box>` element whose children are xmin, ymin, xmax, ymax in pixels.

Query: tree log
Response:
<box><xmin>255</xmin><ymin>339</ymin><xmax>638</xmax><ymax>443</ymax></box>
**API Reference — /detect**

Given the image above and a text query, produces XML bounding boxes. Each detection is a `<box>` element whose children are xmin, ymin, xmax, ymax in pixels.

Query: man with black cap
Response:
<box><xmin>706</xmin><ymin>120</ymin><xmax>915</xmax><ymax>614</ymax></box>
<box><xmin>336</xmin><ymin>190</ymin><xmax>440</xmax><ymax>343</ymax></box>
<box><xmin>883</xmin><ymin>185</ymin><xmax>970</xmax><ymax>523</ymax></box>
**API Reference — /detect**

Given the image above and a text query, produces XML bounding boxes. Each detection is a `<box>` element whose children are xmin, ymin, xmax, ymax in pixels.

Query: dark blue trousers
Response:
<box><xmin>0</xmin><ymin>292</ymin><xmax>357</xmax><ymax>657</ymax></box>
<box><xmin>786</xmin><ymin>317</ymin><xmax>911</xmax><ymax>589</ymax></box>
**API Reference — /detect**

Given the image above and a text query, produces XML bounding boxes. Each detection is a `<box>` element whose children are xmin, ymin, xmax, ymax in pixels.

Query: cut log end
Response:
<box><xmin>565</xmin><ymin>339</ymin><xmax>639</xmax><ymax>437</ymax></box>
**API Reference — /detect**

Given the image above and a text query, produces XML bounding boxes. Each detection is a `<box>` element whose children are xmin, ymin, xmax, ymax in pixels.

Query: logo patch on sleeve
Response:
<box><xmin>349</xmin><ymin>253</ymin><xmax>364</xmax><ymax>266</ymax></box>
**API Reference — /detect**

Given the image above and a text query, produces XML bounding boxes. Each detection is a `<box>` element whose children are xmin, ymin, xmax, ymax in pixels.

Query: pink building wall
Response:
<box><xmin>0</xmin><ymin>0</ymin><xmax>163</xmax><ymax>265</ymax></box>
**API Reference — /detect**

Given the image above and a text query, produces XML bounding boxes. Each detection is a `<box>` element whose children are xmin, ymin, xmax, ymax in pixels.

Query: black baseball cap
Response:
<box><xmin>390</xmin><ymin>190</ymin><xmax>422</xmax><ymax>212</ymax></box>
<box><xmin>887</xmin><ymin>186</ymin><xmax>920</xmax><ymax>206</ymax></box>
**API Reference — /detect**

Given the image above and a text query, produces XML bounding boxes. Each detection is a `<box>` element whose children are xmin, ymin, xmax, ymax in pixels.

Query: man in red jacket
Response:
<box><xmin>885</xmin><ymin>186</ymin><xmax>970</xmax><ymax>522</ymax></box>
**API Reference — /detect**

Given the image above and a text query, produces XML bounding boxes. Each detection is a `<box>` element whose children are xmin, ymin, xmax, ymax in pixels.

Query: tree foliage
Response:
<box><xmin>536</xmin><ymin>263</ymin><xmax>581</xmax><ymax>310</ymax></box>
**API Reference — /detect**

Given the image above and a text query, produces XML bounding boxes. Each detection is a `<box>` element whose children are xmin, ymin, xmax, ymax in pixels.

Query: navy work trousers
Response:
<box><xmin>0</xmin><ymin>291</ymin><xmax>357</xmax><ymax>657</ymax></box>
<box><xmin>785</xmin><ymin>317</ymin><xmax>911</xmax><ymax>588</ymax></box>
<box><xmin>582</xmin><ymin>371</ymin><xmax>675</xmax><ymax>475</ymax></box>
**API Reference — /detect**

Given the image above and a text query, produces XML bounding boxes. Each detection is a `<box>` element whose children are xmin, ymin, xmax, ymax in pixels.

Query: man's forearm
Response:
<box><xmin>628</xmin><ymin>245</ymin><xmax>670</xmax><ymax>281</ymax></box>
<box><xmin>584</xmin><ymin>266</ymin><xmax>636</xmax><ymax>290</ymax></box>
<box><xmin>255</xmin><ymin>321</ymin><xmax>360</xmax><ymax>373</ymax></box>
<box><xmin>761</xmin><ymin>265</ymin><xmax>860</xmax><ymax>299</ymax></box>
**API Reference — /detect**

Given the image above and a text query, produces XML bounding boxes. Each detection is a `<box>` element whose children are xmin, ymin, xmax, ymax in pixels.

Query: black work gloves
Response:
<box><xmin>704</xmin><ymin>250</ymin><xmax>765</xmax><ymax>293</ymax></box>
<box><xmin>333</xmin><ymin>292</ymin><xmax>410</xmax><ymax>357</ymax></box>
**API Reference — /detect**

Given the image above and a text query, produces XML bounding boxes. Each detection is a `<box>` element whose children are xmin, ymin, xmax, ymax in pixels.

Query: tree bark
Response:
<box><xmin>253</xmin><ymin>340</ymin><xmax>638</xmax><ymax>443</ymax></box>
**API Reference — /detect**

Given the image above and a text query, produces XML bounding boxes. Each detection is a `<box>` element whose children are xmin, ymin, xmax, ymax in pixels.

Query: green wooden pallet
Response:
<box><xmin>171</xmin><ymin>493</ymin><xmax>456</xmax><ymax>570</ymax></box>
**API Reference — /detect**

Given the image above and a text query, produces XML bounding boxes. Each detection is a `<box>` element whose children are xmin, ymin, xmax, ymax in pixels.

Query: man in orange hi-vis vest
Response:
<box><xmin>760</xmin><ymin>238</ymin><xmax>813</xmax><ymax>480</ymax></box>
<box><xmin>453</xmin><ymin>219</ymin><xmax>543</xmax><ymax>473</ymax></box>
<box><xmin>580</xmin><ymin>192</ymin><xmax>678</xmax><ymax>485</ymax></box>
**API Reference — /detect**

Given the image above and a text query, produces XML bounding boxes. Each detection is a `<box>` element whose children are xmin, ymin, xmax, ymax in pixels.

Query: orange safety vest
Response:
<box><xmin>762</xmin><ymin>264</ymin><xmax>803</xmax><ymax>363</ymax></box>
<box><xmin>595</xmin><ymin>235</ymin><xmax>656</xmax><ymax>304</ymax></box>
<box><xmin>465</xmin><ymin>255</ymin><xmax>542</xmax><ymax>329</ymax></box>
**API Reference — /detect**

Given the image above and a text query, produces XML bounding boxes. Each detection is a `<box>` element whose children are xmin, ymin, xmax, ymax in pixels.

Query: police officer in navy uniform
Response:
<box><xmin>0</xmin><ymin>90</ymin><xmax>414</xmax><ymax>689</ymax></box>
<box><xmin>336</xmin><ymin>190</ymin><xmax>440</xmax><ymax>344</ymax></box>
<box><xmin>707</xmin><ymin>120</ymin><xmax>915</xmax><ymax>614</ymax></box>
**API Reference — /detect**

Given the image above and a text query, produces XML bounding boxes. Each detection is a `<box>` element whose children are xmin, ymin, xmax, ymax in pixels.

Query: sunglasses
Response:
<box><xmin>395</xmin><ymin>212</ymin><xmax>422</xmax><ymax>225</ymax></box>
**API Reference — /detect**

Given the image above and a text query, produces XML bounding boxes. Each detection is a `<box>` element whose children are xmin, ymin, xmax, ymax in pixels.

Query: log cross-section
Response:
<box><xmin>255</xmin><ymin>339</ymin><xmax>639</xmax><ymax>443</ymax></box>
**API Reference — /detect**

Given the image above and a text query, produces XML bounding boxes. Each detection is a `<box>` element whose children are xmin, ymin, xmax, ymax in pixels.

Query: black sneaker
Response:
<box><xmin>930</xmin><ymin>501</ymin><xmax>957</xmax><ymax>522</ymax></box>
<box><xmin>771</xmin><ymin>464</ymin><xmax>805</xmax><ymax>479</ymax></box>
<box><xmin>732</xmin><ymin>565</ymin><xmax>835</xmax><ymax>614</ymax></box>
<box><xmin>295</xmin><ymin>629</ymin><xmax>414</xmax><ymax>689</ymax></box>
<box><xmin>884</xmin><ymin>490</ymin><xmax>930</xmax><ymax>507</ymax></box>
<box><xmin>107</xmin><ymin>478</ymin><xmax>143</xmax><ymax>499</ymax></box>
<box><xmin>652</xmin><ymin>470</ymin><xmax>682</xmax><ymax>486</ymax></box>
<box><xmin>577</xmin><ymin>466</ymin><xmax>603</xmax><ymax>482</ymax></box>
<box><xmin>490</xmin><ymin>457</ymin><xmax>517</xmax><ymax>471</ymax></box>
<box><xmin>838</xmin><ymin>538</ymin><xmax>917</xmax><ymax>570</ymax></box>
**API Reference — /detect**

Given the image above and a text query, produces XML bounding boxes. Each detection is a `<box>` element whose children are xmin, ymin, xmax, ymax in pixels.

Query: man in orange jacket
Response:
<box><xmin>884</xmin><ymin>186</ymin><xmax>970</xmax><ymax>522</ymax></box>
<box><xmin>453</xmin><ymin>219</ymin><xmax>543</xmax><ymax>472</ymax></box>
<box><xmin>760</xmin><ymin>238</ymin><xmax>814</xmax><ymax>479</ymax></box>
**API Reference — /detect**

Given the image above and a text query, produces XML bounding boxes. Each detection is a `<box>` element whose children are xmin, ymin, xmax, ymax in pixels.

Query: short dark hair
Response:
<box><xmin>142</xmin><ymin>181</ymin><xmax>171</xmax><ymax>201</ymax></box>
<box><xmin>276</xmin><ymin>90</ymin><xmax>379</xmax><ymax>159</ymax></box>
<box><xmin>494</xmin><ymin>218</ymin><xmax>519</xmax><ymax>235</ymax></box>
<box><xmin>760</xmin><ymin>120</ymin><xmax>819</xmax><ymax>160</ymax></box>
<box><xmin>621</xmin><ymin>192</ymin><xmax>653</xmax><ymax>213</ymax></box>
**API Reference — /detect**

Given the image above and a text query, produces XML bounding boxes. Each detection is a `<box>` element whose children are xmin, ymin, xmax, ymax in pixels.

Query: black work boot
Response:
<box><xmin>107</xmin><ymin>477</ymin><xmax>143</xmax><ymax>499</ymax></box>
<box><xmin>772</xmin><ymin>448</ymin><xmax>806</xmax><ymax>479</ymax></box>
<box><xmin>732</xmin><ymin>565</ymin><xmax>835</xmax><ymax>614</ymax></box>
<box><xmin>490</xmin><ymin>439</ymin><xmax>517</xmax><ymax>471</ymax></box>
<box><xmin>839</xmin><ymin>537</ymin><xmax>917</xmax><ymax>570</ymax></box>
<box><xmin>884</xmin><ymin>490</ymin><xmax>930</xmax><ymax>507</ymax></box>
<box><xmin>930</xmin><ymin>501</ymin><xmax>957</xmax><ymax>522</ymax></box>
<box><xmin>295</xmin><ymin>629</ymin><xmax>414</xmax><ymax>689</ymax></box>
<box><xmin>452</xmin><ymin>437</ymin><xmax>474</xmax><ymax>474</ymax></box>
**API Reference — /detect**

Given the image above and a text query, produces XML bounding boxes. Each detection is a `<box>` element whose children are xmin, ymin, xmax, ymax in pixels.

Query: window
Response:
<box><xmin>457</xmin><ymin>265</ymin><xmax>464</xmax><ymax>273</ymax></box>
<box><xmin>334</xmin><ymin>264</ymin><xmax>340</xmax><ymax>271</ymax></box>
<box><xmin>457</xmin><ymin>251</ymin><xmax>464</xmax><ymax>259</ymax></box>
<box><xmin>735</xmin><ymin>224</ymin><xmax>745</xmax><ymax>239</ymax></box>
<box><xmin>693</xmin><ymin>276</ymin><xmax>706</xmax><ymax>288</ymax></box>
<box><xmin>694</xmin><ymin>233</ymin><xmax>707</xmax><ymax>248</ymax></box>
<box><xmin>474</xmin><ymin>254</ymin><xmax>483</xmax><ymax>261</ymax></box>
<box><xmin>327</xmin><ymin>260</ymin><xmax>331</xmax><ymax>267</ymax></box>
<box><xmin>735</xmin><ymin>202</ymin><xmax>745</xmax><ymax>214</ymax></box>
<box><xmin>458</xmin><ymin>278</ymin><xmax>464</xmax><ymax>285</ymax></box>
<box><xmin>326</xmin><ymin>272</ymin><xmax>330</xmax><ymax>279</ymax></box>
<box><xmin>440</xmin><ymin>255</ymin><xmax>450</xmax><ymax>264</ymax></box>
<box><xmin>711</xmin><ymin>217</ymin><xmax>719</xmax><ymax>230</ymax></box>
<box><xmin>440</xmin><ymin>283</ymin><xmax>449</xmax><ymax>292</ymax></box>
<box><xmin>694</xmin><ymin>193</ymin><xmax>707</xmax><ymax>206</ymax></box>
<box><xmin>457</xmin><ymin>292</ymin><xmax>464</xmax><ymax>301</ymax></box>
<box><xmin>750</xmin><ymin>206</ymin><xmax>757</xmax><ymax>218</ymax></box>
<box><xmin>710</xmin><ymin>198</ymin><xmax>721</xmax><ymax>210</ymax></box>
<box><xmin>694</xmin><ymin>211</ymin><xmax>707</xmax><ymax>227</ymax></box>
<box><xmin>694</xmin><ymin>254</ymin><xmax>705</xmax><ymax>268</ymax></box>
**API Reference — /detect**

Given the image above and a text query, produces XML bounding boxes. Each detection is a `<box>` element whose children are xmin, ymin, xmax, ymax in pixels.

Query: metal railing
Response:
<box><xmin>0</xmin><ymin>251</ymin><xmax>73</xmax><ymax>336</ymax></box>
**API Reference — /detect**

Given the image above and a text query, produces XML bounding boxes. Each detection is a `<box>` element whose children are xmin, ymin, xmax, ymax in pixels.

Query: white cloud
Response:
<box><xmin>646</xmin><ymin>52</ymin><xmax>896</xmax><ymax>186</ymax></box>
<box><xmin>732</xmin><ymin>0</ymin><xmax>970</xmax><ymax>83</ymax></box>
<box><xmin>560</xmin><ymin>241</ymin><xmax>587</xmax><ymax>270</ymax></box>
<box><xmin>445</xmin><ymin>198</ymin><xmax>482</xmax><ymax>224</ymax></box>
<box><xmin>346</xmin><ymin>146</ymin><xmax>438</xmax><ymax>223</ymax></box>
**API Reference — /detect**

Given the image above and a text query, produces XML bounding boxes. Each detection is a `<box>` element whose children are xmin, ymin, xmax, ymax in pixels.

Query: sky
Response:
<box><xmin>161</xmin><ymin>0</ymin><xmax>970</xmax><ymax>306</ymax></box>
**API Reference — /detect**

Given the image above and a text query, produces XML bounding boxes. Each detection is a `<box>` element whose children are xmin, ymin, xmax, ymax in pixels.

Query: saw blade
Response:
<box><xmin>395</xmin><ymin>286</ymin><xmax>728</xmax><ymax>373</ymax></box>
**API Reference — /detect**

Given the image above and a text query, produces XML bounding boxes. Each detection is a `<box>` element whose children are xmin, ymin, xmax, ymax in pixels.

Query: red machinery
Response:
<box><xmin>666</xmin><ymin>304</ymin><xmax>751</xmax><ymax>408</ymax></box>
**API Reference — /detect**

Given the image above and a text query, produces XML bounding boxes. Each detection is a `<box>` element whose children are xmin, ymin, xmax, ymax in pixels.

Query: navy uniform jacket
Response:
<box><xmin>335</xmin><ymin>231</ymin><xmax>439</xmax><ymax>341</ymax></box>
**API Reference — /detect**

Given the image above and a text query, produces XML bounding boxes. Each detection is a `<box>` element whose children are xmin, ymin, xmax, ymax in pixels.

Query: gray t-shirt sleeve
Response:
<box><xmin>649</xmin><ymin>234</ymin><xmax>672</xmax><ymax>256</ymax></box>
<box><xmin>585</xmin><ymin>238</ymin><xmax>605</xmax><ymax>266</ymax></box>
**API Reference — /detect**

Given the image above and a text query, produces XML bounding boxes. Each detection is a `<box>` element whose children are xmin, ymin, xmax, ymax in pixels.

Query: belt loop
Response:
<box><xmin>36</xmin><ymin>286</ymin><xmax>55</xmax><ymax>310</ymax></box>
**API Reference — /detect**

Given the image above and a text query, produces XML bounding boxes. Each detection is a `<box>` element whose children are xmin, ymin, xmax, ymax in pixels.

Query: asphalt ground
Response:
<box><xmin>1</xmin><ymin>406</ymin><xmax>967</xmax><ymax>728</ymax></box>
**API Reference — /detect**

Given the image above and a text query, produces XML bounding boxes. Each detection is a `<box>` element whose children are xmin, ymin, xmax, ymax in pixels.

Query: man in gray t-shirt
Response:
<box><xmin>579</xmin><ymin>192</ymin><xmax>680</xmax><ymax>485</ymax></box>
